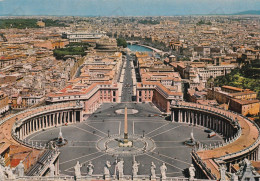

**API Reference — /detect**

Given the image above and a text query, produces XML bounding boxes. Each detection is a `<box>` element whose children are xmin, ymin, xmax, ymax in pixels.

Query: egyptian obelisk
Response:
<box><xmin>124</xmin><ymin>106</ymin><xmax>128</xmax><ymax>143</ymax></box>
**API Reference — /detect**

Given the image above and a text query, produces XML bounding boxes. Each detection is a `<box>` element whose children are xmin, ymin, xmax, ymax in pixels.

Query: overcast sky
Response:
<box><xmin>0</xmin><ymin>0</ymin><xmax>259</xmax><ymax>16</ymax></box>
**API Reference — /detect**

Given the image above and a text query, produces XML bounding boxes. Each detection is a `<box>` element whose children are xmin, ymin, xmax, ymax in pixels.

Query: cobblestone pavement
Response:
<box><xmin>26</xmin><ymin>103</ymin><xmax>223</xmax><ymax>177</ymax></box>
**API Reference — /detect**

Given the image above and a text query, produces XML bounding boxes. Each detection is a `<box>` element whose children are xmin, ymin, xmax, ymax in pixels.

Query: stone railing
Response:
<box><xmin>191</xmin><ymin>151</ymin><xmax>217</xmax><ymax>180</ymax></box>
<box><xmin>17</xmin><ymin>175</ymin><xmax>214</xmax><ymax>181</ymax></box>
<box><xmin>215</xmin><ymin>114</ymin><xmax>260</xmax><ymax>161</ymax></box>
<box><xmin>26</xmin><ymin>150</ymin><xmax>60</xmax><ymax>176</ymax></box>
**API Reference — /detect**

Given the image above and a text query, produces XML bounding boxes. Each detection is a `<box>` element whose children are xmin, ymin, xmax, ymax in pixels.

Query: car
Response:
<box><xmin>204</xmin><ymin>129</ymin><xmax>212</xmax><ymax>133</ymax></box>
<box><xmin>208</xmin><ymin>131</ymin><xmax>216</xmax><ymax>138</ymax></box>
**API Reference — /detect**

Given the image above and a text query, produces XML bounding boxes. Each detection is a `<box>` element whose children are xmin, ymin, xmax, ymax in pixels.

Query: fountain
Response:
<box><xmin>184</xmin><ymin>128</ymin><xmax>197</xmax><ymax>146</ymax></box>
<box><xmin>54</xmin><ymin>127</ymin><xmax>67</xmax><ymax>146</ymax></box>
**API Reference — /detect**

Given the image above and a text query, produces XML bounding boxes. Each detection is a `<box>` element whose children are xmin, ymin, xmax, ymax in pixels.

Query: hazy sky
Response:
<box><xmin>0</xmin><ymin>0</ymin><xmax>260</xmax><ymax>16</ymax></box>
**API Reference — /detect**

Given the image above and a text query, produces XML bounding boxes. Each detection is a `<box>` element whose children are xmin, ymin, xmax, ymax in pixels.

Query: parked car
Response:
<box><xmin>208</xmin><ymin>131</ymin><xmax>216</xmax><ymax>138</ymax></box>
<box><xmin>204</xmin><ymin>129</ymin><xmax>212</xmax><ymax>133</ymax></box>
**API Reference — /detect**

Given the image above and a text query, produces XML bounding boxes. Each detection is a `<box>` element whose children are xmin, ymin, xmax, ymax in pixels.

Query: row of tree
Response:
<box><xmin>0</xmin><ymin>19</ymin><xmax>67</xmax><ymax>29</ymax></box>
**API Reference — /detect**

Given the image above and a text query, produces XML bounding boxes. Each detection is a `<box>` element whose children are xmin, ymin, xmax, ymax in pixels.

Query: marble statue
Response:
<box><xmin>87</xmin><ymin>161</ymin><xmax>94</xmax><ymax>176</ymax></box>
<box><xmin>0</xmin><ymin>165</ymin><xmax>6</xmax><ymax>180</ymax></box>
<box><xmin>49</xmin><ymin>141</ymin><xmax>56</xmax><ymax>150</ymax></box>
<box><xmin>236</xmin><ymin>158</ymin><xmax>257</xmax><ymax>180</ymax></box>
<box><xmin>49</xmin><ymin>163</ymin><xmax>55</xmax><ymax>177</ymax></box>
<box><xmin>74</xmin><ymin>161</ymin><xmax>82</xmax><ymax>178</ymax></box>
<box><xmin>160</xmin><ymin>163</ymin><xmax>167</xmax><ymax>180</ymax></box>
<box><xmin>219</xmin><ymin>164</ymin><xmax>226</xmax><ymax>181</ymax></box>
<box><xmin>151</xmin><ymin>162</ymin><xmax>156</xmax><ymax>179</ymax></box>
<box><xmin>16</xmin><ymin>161</ymin><xmax>24</xmax><ymax>177</ymax></box>
<box><xmin>132</xmin><ymin>160</ymin><xmax>140</xmax><ymax>177</ymax></box>
<box><xmin>76</xmin><ymin>100</ymin><xmax>81</xmax><ymax>107</ymax></box>
<box><xmin>189</xmin><ymin>164</ymin><xmax>196</xmax><ymax>180</ymax></box>
<box><xmin>5</xmin><ymin>166</ymin><xmax>16</xmax><ymax>179</ymax></box>
<box><xmin>0</xmin><ymin>156</ymin><xmax>5</xmax><ymax>167</ymax></box>
<box><xmin>116</xmin><ymin>158</ymin><xmax>124</xmax><ymax>178</ymax></box>
<box><xmin>231</xmin><ymin>173</ymin><xmax>238</xmax><ymax>181</ymax></box>
<box><xmin>104</xmin><ymin>161</ymin><xmax>111</xmax><ymax>179</ymax></box>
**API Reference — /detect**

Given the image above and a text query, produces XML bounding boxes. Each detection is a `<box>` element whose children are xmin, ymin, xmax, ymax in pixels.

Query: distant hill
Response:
<box><xmin>234</xmin><ymin>10</ymin><xmax>260</xmax><ymax>15</ymax></box>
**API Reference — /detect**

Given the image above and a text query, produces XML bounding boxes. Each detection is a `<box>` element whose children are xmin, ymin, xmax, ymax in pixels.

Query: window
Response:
<box><xmin>113</xmin><ymin>91</ymin><xmax>116</xmax><ymax>96</ymax></box>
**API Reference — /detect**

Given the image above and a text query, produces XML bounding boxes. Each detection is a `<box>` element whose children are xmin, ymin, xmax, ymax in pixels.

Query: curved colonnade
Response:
<box><xmin>0</xmin><ymin>101</ymin><xmax>83</xmax><ymax>175</ymax></box>
<box><xmin>11</xmin><ymin>102</ymin><xmax>83</xmax><ymax>149</ymax></box>
<box><xmin>171</xmin><ymin>102</ymin><xmax>260</xmax><ymax>180</ymax></box>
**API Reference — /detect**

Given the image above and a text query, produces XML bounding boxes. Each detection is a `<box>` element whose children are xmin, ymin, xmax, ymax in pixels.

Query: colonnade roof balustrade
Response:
<box><xmin>0</xmin><ymin>101</ymin><xmax>82</xmax><ymax>170</ymax></box>
<box><xmin>171</xmin><ymin>101</ymin><xmax>260</xmax><ymax>179</ymax></box>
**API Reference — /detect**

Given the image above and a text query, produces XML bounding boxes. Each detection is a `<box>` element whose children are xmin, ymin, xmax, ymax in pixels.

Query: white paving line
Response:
<box><xmin>119</xmin><ymin>121</ymin><xmax>121</xmax><ymax>135</ymax></box>
<box><xmin>146</xmin><ymin>123</ymin><xmax>169</xmax><ymax>136</ymax></box>
<box><xmin>154</xmin><ymin>141</ymin><xmax>183</xmax><ymax>142</ymax></box>
<box><xmin>155</xmin><ymin>146</ymin><xmax>190</xmax><ymax>148</ymax></box>
<box><xmin>28</xmin><ymin>140</ymin><xmax>50</xmax><ymax>142</ymax></box>
<box><xmin>83</xmin><ymin>122</ymin><xmax>107</xmax><ymax>136</ymax></box>
<box><xmin>151</xmin><ymin>151</ymin><xmax>190</xmax><ymax>165</ymax></box>
<box><xmin>145</xmin><ymin>153</ymin><xmax>183</xmax><ymax>171</ymax></box>
<box><xmin>27</xmin><ymin>127</ymin><xmax>57</xmax><ymax>141</ymax></box>
<box><xmin>69</xmin><ymin>141</ymin><xmax>97</xmax><ymax>142</ymax></box>
<box><xmin>90</xmin><ymin>117</ymin><xmax>165</xmax><ymax>121</ymax></box>
<box><xmin>133</xmin><ymin>121</ymin><xmax>135</xmax><ymax>135</ymax></box>
<box><xmin>199</xmin><ymin>140</ymin><xmax>223</xmax><ymax>142</ymax></box>
<box><xmin>71</xmin><ymin>125</ymin><xmax>102</xmax><ymax>138</ymax></box>
<box><xmin>89</xmin><ymin>121</ymin><xmax>121</xmax><ymax>123</ymax></box>
<box><xmin>60</xmin><ymin>151</ymin><xmax>100</xmax><ymax>165</ymax></box>
<box><xmin>150</xmin><ymin>125</ymin><xmax>182</xmax><ymax>138</ymax></box>
<box><xmin>66</xmin><ymin>146</ymin><xmax>96</xmax><ymax>148</ymax></box>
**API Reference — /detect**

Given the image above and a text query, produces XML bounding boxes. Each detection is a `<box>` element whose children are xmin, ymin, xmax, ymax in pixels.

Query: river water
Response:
<box><xmin>127</xmin><ymin>44</ymin><xmax>152</xmax><ymax>52</ymax></box>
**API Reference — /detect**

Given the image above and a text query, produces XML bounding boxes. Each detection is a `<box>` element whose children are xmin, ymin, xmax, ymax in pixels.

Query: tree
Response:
<box><xmin>117</xmin><ymin>38</ymin><xmax>127</xmax><ymax>48</ymax></box>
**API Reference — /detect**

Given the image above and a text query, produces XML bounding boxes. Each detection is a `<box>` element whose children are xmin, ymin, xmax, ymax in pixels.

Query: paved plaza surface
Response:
<box><xmin>121</xmin><ymin>54</ymin><xmax>134</xmax><ymax>102</ymax></box>
<box><xmin>27</xmin><ymin>103</ymin><xmax>223</xmax><ymax>177</ymax></box>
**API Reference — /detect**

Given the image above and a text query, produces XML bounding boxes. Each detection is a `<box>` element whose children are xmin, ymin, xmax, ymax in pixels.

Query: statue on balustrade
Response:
<box><xmin>16</xmin><ymin>161</ymin><xmax>24</xmax><ymax>177</ymax></box>
<box><xmin>87</xmin><ymin>161</ymin><xmax>94</xmax><ymax>176</ymax></box>
<box><xmin>74</xmin><ymin>161</ymin><xmax>82</xmax><ymax>179</ymax></box>
<box><xmin>236</xmin><ymin>158</ymin><xmax>257</xmax><ymax>181</ymax></box>
<box><xmin>5</xmin><ymin>166</ymin><xmax>16</xmax><ymax>179</ymax></box>
<box><xmin>0</xmin><ymin>156</ymin><xmax>5</xmax><ymax>167</ymax></box>
<box><xmin>104</xmin><ymin>161</ymin><xmax>111</xmax><ymax>179</ymax></box>
<box><xmin>49</xmin><ymin>163</ymin><xmax>55</xmax><ymax>177</ymax></box>
<box><xmin>0</xmin><ymin>165</ymin><xmax>6</xmax><ymax>180</ymax></box>
<box><xmin>150</xmin><ymin>162</ymin><xmax>156</xmax><ymax>179</ymax></box>
<box><xmin>48</xmin><ymin>141</ymin><xmax>56</xmax><ymax>150</ymax></box>
<box><xmin>219</xmin><ymin>164</ymin><xmax>227</xmax><ymax>181</ymax></box>
<box><xmin>116</xmin><ymin>158</ymin><xmax>124</xmax><ymax>178</ymax></box>
<box><xmin>231</xmin><ymin>173</ymin><xmax>238</xmax><ymax>181</ymax></box>
<box><xmin>160</xmin><ymin>162</ymin><xmax>167</xmax><ymax>180</ymax></box>
<box><xmin>132</xmin><ymin>160</ymin><xmax>140</xmax><ymax>177</ymax></box>
<box><xmin>189</xmin><ymin>164</ymin><xmax>196</xmax><ymax>180</ymax></box>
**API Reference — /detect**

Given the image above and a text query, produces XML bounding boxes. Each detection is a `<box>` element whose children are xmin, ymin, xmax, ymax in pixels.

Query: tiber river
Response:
<box><xmin>127</xmin><ymin>44</ymin><xmax>153</xmax><ymax>52</ymax></box>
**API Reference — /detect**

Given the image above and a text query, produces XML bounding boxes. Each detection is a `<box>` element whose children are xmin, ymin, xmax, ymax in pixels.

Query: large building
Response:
<box><xmin>135</xmin><ymin>52</ymin><xmax>183</xmax><ymax>113</ymax></box>
<box><xmin>207</xmin><ymin>86</ymin><xmax>259</xmax><ymax>115</ymax></box>
<box><xmin>62</xmin><ymin>31</ymin><xmax>106</xmax><ymax>43</ymax></box>
<box><xmin>0</xmin><ymin>91</ymin><xmax>9</xmax><ymax>115</ymax></box>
